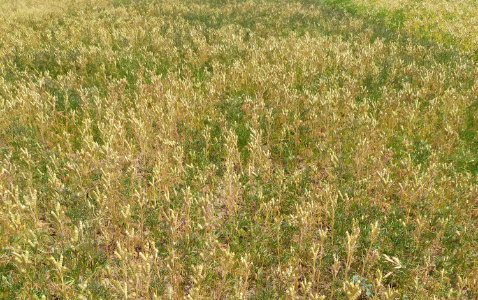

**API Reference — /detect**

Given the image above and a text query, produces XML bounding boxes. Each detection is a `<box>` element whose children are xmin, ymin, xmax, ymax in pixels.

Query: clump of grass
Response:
<box><xmin>1</xmin><ymin>0</ymin><xmax>478</xmax><ymax>299</ymax></box>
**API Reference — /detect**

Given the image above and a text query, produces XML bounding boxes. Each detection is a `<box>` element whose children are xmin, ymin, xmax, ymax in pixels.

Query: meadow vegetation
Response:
<box><xmin>323</xmin><ymin>0</ymin><xmax>478</xmax><ymax>52</ymax></box>
<box><xmin>1</xmin><ymin>0</ymin><xmax>477</xmax><ymax>299</ymax></box>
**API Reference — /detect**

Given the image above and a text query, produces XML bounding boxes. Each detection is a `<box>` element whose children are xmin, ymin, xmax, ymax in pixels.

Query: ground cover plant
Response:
<box><xmin>323</xmin><ymin>0</ymin><xmax>478</xmax><ymax>53</ymax></box>
<box><xmin>1</xmin><ymin>0</ymin><xmax>477</xmax><ymax>298</ymax></box>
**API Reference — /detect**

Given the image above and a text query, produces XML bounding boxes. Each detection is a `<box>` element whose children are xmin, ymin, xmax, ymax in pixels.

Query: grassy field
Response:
<box><xmin>1</xmin><ymin>0</ymin><xmax>478</xmax><ymax>299</ymax></box>
<box><xmin>323</xmin><ymin>0</ymin><xmax>478</xmax><ymax>52</ymax></box>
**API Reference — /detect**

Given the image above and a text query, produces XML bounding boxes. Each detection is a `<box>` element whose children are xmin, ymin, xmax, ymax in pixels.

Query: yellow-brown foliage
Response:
<box><xmin>1</xmin><ymin>0</ymin><xmax>477</xmax><ymax>299</ymax></box>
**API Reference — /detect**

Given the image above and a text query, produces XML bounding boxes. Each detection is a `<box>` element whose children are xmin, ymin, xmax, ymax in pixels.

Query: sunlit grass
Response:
<box><xmin>323</xmin><ymin>0</ymin><xmax>478</xmax><ymax>52</ymax></box>
<box><xmin>1</xmin><ymin>0</ymin><xmax>477</xmax><ymax>299</ymax></box>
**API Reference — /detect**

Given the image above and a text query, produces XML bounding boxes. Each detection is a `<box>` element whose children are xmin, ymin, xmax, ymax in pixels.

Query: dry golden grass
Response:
<box><xmin>0</xmin><ymin>0</ymin><xmax>477</xmax><ymax>299</ymax></box>
<box><xmin>0</xmin><ymin>0</ymin><xmax>110</xmax><ymax>22</ymax></box>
